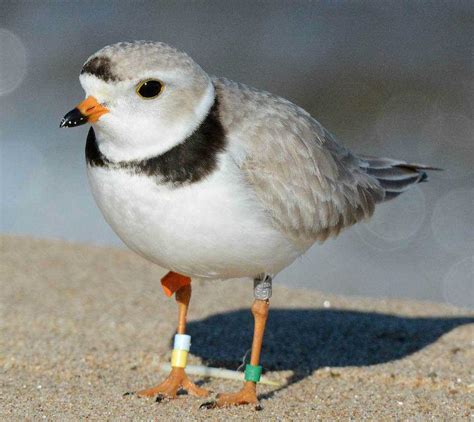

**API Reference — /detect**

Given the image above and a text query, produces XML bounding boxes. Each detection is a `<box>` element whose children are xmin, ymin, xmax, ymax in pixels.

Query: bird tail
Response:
<box><xmin>359</xmin><ymin>155</ymin><xmax>442</xmax><ymax>202</ymax></box>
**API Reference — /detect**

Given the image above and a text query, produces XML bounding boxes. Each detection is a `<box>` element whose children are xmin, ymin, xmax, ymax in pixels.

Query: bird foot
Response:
<box><xmin>135</xmin><ymin>367</ymin><xmax>209</xmax><ymax>400</ymax></box>
<box><xmin>200</xmin><ymin>381</ymin><xmax>259</xmax><ymax>409</ymax></box>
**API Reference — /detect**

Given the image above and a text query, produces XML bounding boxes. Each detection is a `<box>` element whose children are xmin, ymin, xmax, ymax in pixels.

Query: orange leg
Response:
<box><xmin>135</xmin><ymin>272</ymin><xmax>209</xmax><ymax>400</ymax></box>
<box><xmin>202</xmin><ymin>298</ymin><xmax>270</xmax><ymax>408</ymax></box>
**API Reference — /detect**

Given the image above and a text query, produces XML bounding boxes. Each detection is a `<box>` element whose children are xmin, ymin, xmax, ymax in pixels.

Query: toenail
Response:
<box><xmin>199</xmin><ymin>401</ymin><xmax>217</xmax><ymax>409</ymax></box>
<box><xmin>155</xmin><ymin>394</ymin><xmax>166</xmax><ymax>403</ymax></box>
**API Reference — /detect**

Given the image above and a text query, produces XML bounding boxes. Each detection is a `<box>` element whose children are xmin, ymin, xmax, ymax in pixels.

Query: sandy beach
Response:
<box><xmin>1</xmin><ymin>235</ymin><xmax>473</xmax><ymax>420</ymax></box>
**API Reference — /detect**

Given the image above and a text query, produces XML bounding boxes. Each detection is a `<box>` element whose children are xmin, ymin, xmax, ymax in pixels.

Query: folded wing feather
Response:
<box><xmin>214</xmin><ymin>78</ymin><xmax>435</xmax><ymax>247</ymax></box>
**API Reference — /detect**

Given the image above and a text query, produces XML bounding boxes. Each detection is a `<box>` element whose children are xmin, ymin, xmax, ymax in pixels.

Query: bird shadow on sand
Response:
<box><xmin>182</xmin><ymin>308</ymin><xmax>473</xmax><ymax>399</ymax></box>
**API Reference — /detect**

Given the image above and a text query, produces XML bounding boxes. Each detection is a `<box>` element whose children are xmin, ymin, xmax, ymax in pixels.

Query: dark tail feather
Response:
<box><xmin>359</xmin><ymin>155</ymin><xmax>442</xmax><ymax>202</ymax></box>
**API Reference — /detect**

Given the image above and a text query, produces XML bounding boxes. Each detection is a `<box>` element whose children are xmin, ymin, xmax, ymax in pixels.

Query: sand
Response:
<box><xmin>1</xmin><ymin>235</ymin><xmax>473</xmax><ymax>421</ymax></box>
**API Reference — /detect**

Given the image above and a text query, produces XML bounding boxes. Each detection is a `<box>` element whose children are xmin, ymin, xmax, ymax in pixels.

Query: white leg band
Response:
<box><xmin>174</xmin><ymin>334</ymin><xmax>191</xmax><ymax>351</ymax></box>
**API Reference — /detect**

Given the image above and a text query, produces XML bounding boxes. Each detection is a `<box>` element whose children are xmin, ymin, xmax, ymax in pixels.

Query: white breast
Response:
<box><xmin>86</xmin><ymin>155</ymin><xmax>302</xmax><ymax>279</ymax></box>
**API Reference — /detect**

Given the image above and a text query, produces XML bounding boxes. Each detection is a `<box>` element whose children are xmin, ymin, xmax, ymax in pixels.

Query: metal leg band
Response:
<box><xmin>254</xmin><ymin>274</ymin><xmax>272</xmax><ymax>300</ymax></box>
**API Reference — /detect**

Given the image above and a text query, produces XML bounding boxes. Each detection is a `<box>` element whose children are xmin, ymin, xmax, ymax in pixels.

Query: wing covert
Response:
<box><xmin>214</xmin><ymin>78</ymin><xmax>384</xmax><ymax>246</ymax></box>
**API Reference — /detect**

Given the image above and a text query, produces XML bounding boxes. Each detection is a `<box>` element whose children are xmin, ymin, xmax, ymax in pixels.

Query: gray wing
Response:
<box><xmin>214</xmin><ymin>78</ymin><xmax>385</xmax><ymax>246</ymax></box>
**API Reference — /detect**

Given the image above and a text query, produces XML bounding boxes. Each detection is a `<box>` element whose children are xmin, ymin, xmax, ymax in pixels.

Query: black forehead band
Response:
<box><xmin>81</xmin><ymin>56</ymin><xmax>120</xmax><ymax>82</ymax></box>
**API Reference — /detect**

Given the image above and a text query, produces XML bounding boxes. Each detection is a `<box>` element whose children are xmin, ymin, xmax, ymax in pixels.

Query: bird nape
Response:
<box><xmin>60</xmin><ymin>40</ymin><xmax>440</xmax><ymax>409</ymax></box>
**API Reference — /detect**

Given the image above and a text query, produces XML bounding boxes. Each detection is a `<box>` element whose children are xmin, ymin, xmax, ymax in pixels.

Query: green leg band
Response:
<box><xmin>244</xmin><ymin>364</ymin><xmax>262</xmax><ymax>382</ymax></box>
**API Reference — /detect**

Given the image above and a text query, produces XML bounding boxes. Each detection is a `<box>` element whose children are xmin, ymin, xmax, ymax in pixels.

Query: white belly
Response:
<box><xmin>86</xmin><ymin>157</ymin><xmax>301</xmax><ymax>279</ymax></box>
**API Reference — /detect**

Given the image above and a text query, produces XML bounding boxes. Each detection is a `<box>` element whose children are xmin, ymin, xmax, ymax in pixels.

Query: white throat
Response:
<box><xmin>93</xmin><ymin>82</ymin><xmax>215</xmax><ymax>162</ymax></box>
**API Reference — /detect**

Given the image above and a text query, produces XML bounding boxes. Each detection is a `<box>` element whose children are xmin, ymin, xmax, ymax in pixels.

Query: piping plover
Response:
<box><xmin>61</xmin><ymin>41</ymin><xmax>438</xmax><ymax>408</ymax></box>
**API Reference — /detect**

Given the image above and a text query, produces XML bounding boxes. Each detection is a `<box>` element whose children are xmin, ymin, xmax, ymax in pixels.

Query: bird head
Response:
<box><xmin>60</xmin><ymin>41</ymin><xmax>214</xmax><ymax>161</ymax></box>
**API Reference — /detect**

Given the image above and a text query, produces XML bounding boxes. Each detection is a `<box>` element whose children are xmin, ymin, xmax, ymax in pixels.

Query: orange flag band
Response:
<box><xmin>160</xmin><ymin>271</ymin><xmax>192</xmax><ymax>297</ymax></box>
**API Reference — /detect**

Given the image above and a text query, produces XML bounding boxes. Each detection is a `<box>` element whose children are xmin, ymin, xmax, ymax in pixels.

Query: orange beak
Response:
<box><xmin>60</xmin><ymin>96</ymin><xmax>109</xmax><ymax>128</ymax></box>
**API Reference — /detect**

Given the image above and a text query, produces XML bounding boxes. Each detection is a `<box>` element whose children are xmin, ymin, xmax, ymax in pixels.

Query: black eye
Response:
<box><xmin>136</xmin><ymin>79</ymin><xmax>163</xmax><ymax>99</ymax></box>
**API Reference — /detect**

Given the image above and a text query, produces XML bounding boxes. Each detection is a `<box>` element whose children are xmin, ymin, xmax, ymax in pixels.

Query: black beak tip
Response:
<box><xmin>60</xmin><ymin>108</ymin><xmax>87</xmax><ymax>128</ymax></box>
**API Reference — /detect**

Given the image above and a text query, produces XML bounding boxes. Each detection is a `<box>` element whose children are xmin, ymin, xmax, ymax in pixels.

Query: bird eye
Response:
<box><xmin>136</xmin><ymin>79</ymin><xmax>164</xmax><ymax>99</ymax></box>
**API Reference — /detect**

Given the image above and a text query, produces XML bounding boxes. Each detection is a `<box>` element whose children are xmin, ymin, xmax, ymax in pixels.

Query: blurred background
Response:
<box><xmin>1</xmin><ymin>1</ymin><xmax>472</xmax><ymax>308</ymax></box>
